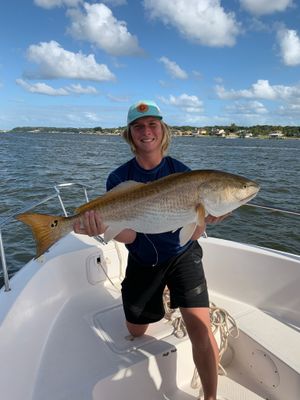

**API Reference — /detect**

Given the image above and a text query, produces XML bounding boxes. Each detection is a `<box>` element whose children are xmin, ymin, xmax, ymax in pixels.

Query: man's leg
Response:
<box><xmin>180</xmin><ymin>307</ymin><xmax>219</xmax><ymax>400</ymax></box>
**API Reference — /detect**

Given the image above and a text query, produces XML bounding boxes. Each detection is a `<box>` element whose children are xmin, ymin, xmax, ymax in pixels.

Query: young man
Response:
<box><xmin>74</xmin><ymin>100</ymin><xmax>225</xmax><ymax>400</ymax></box>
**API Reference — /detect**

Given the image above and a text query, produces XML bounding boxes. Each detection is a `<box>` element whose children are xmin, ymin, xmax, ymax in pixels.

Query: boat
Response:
<box><xmin>0</xmin><ymin>183</ymin><xmax>299</xmax><ymax>400</ymax></box>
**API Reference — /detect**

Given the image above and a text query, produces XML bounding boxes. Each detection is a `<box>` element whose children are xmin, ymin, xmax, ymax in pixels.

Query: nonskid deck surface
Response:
<box><xmin>2</xmin><ymin>235</ymin><xmax>299</xmax><ymax>400</ymax></box>
<box><xmin>29</xmin><ymin>279</ymin><xmax>300</xmax><ymax>400</ymax></box>
<box><xmin>169</xmin><ymin>376</ymin><xmax>266</xmax><ymax>400</ymax></box>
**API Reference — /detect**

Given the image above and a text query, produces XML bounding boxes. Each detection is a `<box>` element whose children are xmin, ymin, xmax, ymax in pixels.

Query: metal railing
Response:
<box><xmin>1</xmin><ymin>185</ymin><xmax>300</xmax><ymax>292</ymax></box>
<box><xmin>246</xmin><ymin>202</ymin><xmax>300</xmax><ymax>217</ymax></box>
<box><xmin>0</xmin><ymin>182</ymin><xmax>91</xmax><ymax>292</ymax></box>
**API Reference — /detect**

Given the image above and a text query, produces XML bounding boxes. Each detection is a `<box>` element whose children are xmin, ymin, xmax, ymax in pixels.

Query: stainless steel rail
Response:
<box><xmin>0</xmin><ymin>182</ymin><xmax>91</xmax><ymax>292</ymax></box>
<box><xmin>1</xmin><ymin>188</ymin><xmax>299</xmax><ymax>292</ymax></box>
<box><xmin>246</xmin><ymin>202</ymin><xmax>300</xmax><ymax>217</ymax></box>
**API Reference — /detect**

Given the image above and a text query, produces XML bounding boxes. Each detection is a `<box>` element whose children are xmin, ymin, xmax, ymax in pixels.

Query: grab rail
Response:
<box><xmin>0</xmin><ymin>182</ymin><xmax>91</xmax><ymax>292</ymax></box>
<box><xmin>1</xmin><ymin>187</ymin><xmax>299</xmax><ymax>292</ymax></box>
<box><xmin>245</xmin><ymin>202</ymin><xmax>300</xmax><ymax>217</ymax></box>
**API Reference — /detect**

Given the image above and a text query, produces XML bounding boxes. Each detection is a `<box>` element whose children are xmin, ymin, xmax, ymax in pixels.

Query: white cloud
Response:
<box><xmin>16</xmin><ymin>79</ymin><xmax>98</xmax><ymax>96</ymax></box>
<box><xmin>16</xmin><ymin>79</ymin><xmax>69</xmax><ymax>96</ymax></box>
<box><xmin>34</xmin><ymin>0</ymin><xmax>82</xmax><ymax>9</ymax></box>
<box><xmin>216</xmin><ymin>79</ymin><xmax>300</xmax><ymax>107</ymax></box>
<box><xmin>143</xmin><ymin>0</ymin><xmax>240</xmax><ymax>47</ymax></box>
<box><xmin>83</xmin><ymin>112</ymin><xmax>99</xmax><ymax>121</ymax></box>
<box><xmin>65</xmin><ymin>83</ymin><xmax>98</xmax><ymax>94</ymax></box>
<box><xmin>67</xmin><ymin>3</ymin><xmax>142</xmax><ymax>56</ymax></box>
<box><xmin>26</xmin><ymin>41</ymin><xmax>115</xmax><ymax>81</ymax></box>
<box><xmin>216</xmin><ymin>80</ymin><xmax>277</xmax><ymax>100</ymax></box>
<box><xmin>159</xmin><ymin>57</ymin><xmax>188</xmax><ymax>79</ymax></box>
<box><xmin>277</xmin><ymin>28</ymin><xmax>300</xmax><ymax>66</ymax></box>
<box><xmin>225</xmin><ymin>100</ymin><xmax>268</xmax><ymax>115</ymax></box>
<box><xmin>34</xmin><ymin>0</ymin><xmax>127</xmax><ymax>9</ymax></box>
<box><xmin>248</xmin><ymin>100</ymin><xmax>268</xmax><ymax>114</ymax></box>
<box><xmin>278</xmin><ymin>103</ymin><xmax>300</xmax><ymax>115</ymax></box>
<box><xmin>160</xmin><ymin>94</ymin><xmax>204</xmax><ymax>113</ymax></box>
<box><xmin>240</xmin><ymin>0</ymin><xmax>293</xmax><ymax>16</ymax></box>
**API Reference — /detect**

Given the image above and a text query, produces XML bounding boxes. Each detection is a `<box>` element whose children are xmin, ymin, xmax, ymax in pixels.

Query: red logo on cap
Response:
<box><xmin>137</xmin><ymin>103</ymin><xmax>149</xmax><ymax>113</ymax></box>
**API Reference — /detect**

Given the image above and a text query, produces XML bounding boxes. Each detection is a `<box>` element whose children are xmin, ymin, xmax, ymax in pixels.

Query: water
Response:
<box><xmin>1</xmin><ymin>133</ymin><xmax>300</xmax><ymax>285</ymax></box>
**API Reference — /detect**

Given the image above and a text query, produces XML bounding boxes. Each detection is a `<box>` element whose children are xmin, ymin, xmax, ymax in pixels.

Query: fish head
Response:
<box><xmin>198</xmin><ymin>171</ymin><xmax>260</xmax><ymax>217</ymax></box>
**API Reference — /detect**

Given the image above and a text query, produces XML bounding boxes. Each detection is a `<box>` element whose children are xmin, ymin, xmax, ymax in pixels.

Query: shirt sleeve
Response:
<box><xmin>106</xmin><ymin>172</ymin><xmax>123</xmax><ymax>191</ymax></box>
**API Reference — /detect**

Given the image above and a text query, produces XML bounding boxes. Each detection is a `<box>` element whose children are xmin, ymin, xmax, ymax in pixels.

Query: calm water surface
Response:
<box><xmin>1</xmin><ymin>133</ymin><xmax>300</xmax><ymax>284</ymax></box>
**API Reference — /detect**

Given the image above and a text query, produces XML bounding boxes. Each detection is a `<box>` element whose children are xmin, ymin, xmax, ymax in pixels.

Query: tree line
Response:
<box><xmin>5</xmin><ymin>124</ymin><xmax>300</xmax><ymax>137</ymax></box>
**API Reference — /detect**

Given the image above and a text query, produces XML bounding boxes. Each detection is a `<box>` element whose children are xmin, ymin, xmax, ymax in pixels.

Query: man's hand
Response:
<box><xmin>73</xmin><ymin>210</ymin><xmax>107</xmax><ymax>237</ymax></box>
<box><xmin>73</xmin><ymin>210</ymin><xmax>137</xmax><ymax>244</ymax></box>
<box><xmin>205</xmin><ymin>213</ymin><xmax>231</xmax><ymax>224</ymax></box>
<box><xmin>191</xmin><ymin>213</ymin><xmax>231</xmax><ymax>241</ymax></box>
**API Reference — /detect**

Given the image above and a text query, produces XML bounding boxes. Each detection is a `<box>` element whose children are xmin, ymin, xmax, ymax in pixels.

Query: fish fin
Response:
<box><xmin>108</xmin><ymin>180</ymin><xmax>143</xmax><ymax>192</ymax></box>
<box><xmin>16</xmin><ymin>213</ymin><xmax>68</xmax><ymax>258</ymax></box>
<box><xmin>75</xmin><ymin>181</ymin><xmax>144</xmax><ymax>214</ymax></box>
<box><xmin>179</xmin><ymin>223</ymin><xmax>197</xmax><ymax>246</ymax></box>
<box><xmin>179</xmin><ymin>203</ymin><xmax>206</xmax><ymax>246</ymax></box>
<box><xmin>196</xmin><ymin>203</ymin><xmax>206</xmax><ymax>226</ymax></box>
<box><xmin>103</xmin><ymin>225</ymin><xmax>123</xmax><ymax>242</ymax></box>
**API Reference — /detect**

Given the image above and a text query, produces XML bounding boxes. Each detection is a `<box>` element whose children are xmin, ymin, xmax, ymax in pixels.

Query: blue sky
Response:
<box><xmin>1</xmin><ymin>0</ymin><xmax>300</xmax><ymax>129</ymax></box>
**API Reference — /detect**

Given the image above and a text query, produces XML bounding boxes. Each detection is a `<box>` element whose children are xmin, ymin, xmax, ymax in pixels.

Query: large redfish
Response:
<box><xmin>16</xmin><ymin>170</ymin><xmax>260</xmax><ymax>258</ymax></box>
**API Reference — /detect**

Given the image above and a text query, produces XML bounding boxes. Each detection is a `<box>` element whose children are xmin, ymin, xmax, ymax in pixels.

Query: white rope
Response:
<box><xmin>163</xmin><ymin>287</ymin><xmax>187</xmax><ymax>338</ymax></box>
<box><xmin>100</xmin><ymin>265</ymin><xmax>239</xmax><ymax>387</ymax></box>
<box><xmin>162</xmin><ymin>289</ymin><xmax>239</xmax><ymax>389</ymax></box>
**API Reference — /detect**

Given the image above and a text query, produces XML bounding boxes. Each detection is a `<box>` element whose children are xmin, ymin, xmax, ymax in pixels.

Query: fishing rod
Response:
<box><xmin>245</xmin><ymin>202</ymin><xmax>300</xmax><ymax>217</ymax></box>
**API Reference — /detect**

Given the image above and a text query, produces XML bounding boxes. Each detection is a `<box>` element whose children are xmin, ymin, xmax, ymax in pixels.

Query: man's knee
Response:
<box><xmin>180</xmin><ymin>307</ymin><xmax>212</xmax><ymax>341</ymax></box>
<box><xmin>126</xmin><ymin>321</ymin><xmax>149</xmax><ymax>337</ymax></box>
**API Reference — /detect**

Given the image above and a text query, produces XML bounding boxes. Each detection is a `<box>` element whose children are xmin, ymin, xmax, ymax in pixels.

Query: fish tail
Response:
<box><xmin>16</xmin><ymin>213</ymin><xmax>69</xmax><ymax>258</ymax></box>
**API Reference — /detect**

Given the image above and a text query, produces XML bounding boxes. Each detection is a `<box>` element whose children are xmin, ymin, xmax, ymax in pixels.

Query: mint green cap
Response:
<box><xmin>127</xmin><ymin>100</ymin><xmax>163</xmax><ymax>125</ymax></box>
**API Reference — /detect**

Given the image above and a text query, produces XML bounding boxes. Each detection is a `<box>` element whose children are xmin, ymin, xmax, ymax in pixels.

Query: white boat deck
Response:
<box><xmin>31</xmin><ymin>283</ymin><xmax>273</xmax><ymax>400</ymax></box>
<box><xmin>31</xmin><ymin>279</ymin><xmax>300</xmax><ymax>399</ymax></box>
<box><xmin>1</xmin><ymin>234</ymin><xmax>300</xmax><ymax>400</ymax></box>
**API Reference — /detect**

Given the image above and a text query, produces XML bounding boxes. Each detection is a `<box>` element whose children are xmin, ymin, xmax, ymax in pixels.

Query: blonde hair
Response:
<box><xmin>122</xmin><ymin>120</ymin><xmax>171</xmax><ymax>156</ymax></box>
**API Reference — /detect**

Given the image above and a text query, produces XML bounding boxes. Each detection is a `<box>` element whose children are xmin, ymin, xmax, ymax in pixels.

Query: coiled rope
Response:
<box><xmin>100</xmin><ymin>256</ymin><xmax>239</xmax><ymax>385</ymax></box>
<box><xmin>163</xmin><ymin>288</ymin><xmax>239</xmax><ymax>389</ymax></box>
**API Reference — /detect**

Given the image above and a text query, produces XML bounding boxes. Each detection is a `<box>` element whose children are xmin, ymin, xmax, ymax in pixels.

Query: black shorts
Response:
<box><xmin>121</xmin><ymin>241</ymin><xmax>209</xmax><ymax>325</ymax></box>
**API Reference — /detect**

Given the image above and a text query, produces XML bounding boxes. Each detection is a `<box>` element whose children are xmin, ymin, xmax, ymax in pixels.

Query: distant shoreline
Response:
<box><xmin>1</xmin><ymin>128</ymin><xmax>299</xmax><ymax>140</ymax></box>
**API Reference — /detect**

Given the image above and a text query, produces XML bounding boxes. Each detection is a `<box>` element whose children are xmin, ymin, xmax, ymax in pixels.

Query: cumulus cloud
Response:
<box><xmin>143</xmin><ymin>0</ymin><xmax>240</xmax><ymax>47</ymax></box>
<box><xmin>65</xmin><ymin>83</ymin><xmax>98</xmax><ymax>94</ymax></box>
<box><xmin>239</xmin><ymin>0</ymin><xmax>293</xmax><ymax>16</ymax></box>
<box><xmin>25</xmin><ymin>41</ymin><xmax>115</xmax><ymax>81</ymax></box>
<box><xmin>215</xmin><ymin>79</ymin><xmax>300</xmax><ymax>102</ymax></box>
<box><xmin>278</xmin><ymin>103</ymin><xmax>300</xmax><ymax>116</ymax></box>
<box><xmin>160</xmin><ymin>94</ymin><xmax>204</xmax><ymax>113</ymax></box>
<box><xmin>16</xmin><ymin>79</ymin><xmax>69</xmax><ymax>96</ymax></box>
<box><xmin>67</xmin><ymin>3</ymin><xmax>142</xmax><ymax>56</ymax></box>
<box><xmin>225</xmin><ymin>100</ymin><xmax>268</xmax><ymax>115</ymax></box>
<box><xmin>34</xmin><ymin>0</ymin><xmax>82</xmax><ymax>9</ymax></box>
<box><xmin>83</xmin><ymin>112</ymin><xmax>99</xmax><ymax>121</ymax></box>
<box><xmin>159</xmin><ymin>57</ymin><xmax>188</xmax><ymax>79</ymax></box>
<box><xmin>216</xmin><ymin>80</ymin><xmax>276</xmax><ymax>100</ymax></box>
<box><xmin>277</xmin><ymin>28</ymin><xmax>300</xmax><ymax>66</ymax></box>
<box><xmin>16</xmin><ymin>79</ymin><xmax>98</xmax><ymax>96</ymax></box>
